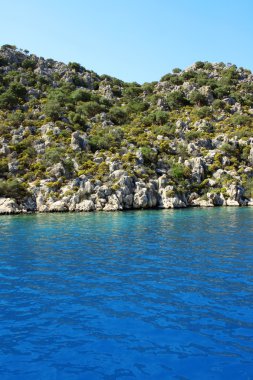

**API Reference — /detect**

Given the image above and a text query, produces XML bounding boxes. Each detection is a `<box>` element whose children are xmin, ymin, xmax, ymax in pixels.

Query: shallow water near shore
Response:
<box><xmin>0</xmin><ymin>208</ymin><xmax>253</xmax><ymax>379</ymax></box>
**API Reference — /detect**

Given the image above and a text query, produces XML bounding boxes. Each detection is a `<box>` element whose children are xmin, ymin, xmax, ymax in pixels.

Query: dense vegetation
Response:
<box><xmin>0</xmin><ymin>44</ymin><xmax>252</xmax><ymax>212</ymax></box>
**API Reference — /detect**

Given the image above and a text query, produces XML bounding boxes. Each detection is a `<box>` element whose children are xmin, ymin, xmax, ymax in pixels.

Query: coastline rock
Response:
<box><xmin>48</xmin><ymin>200</ymin><xmax>68</xmax><ymax>212</ymax></box>
<box><xmin>1</xmin><ymin>46</ymin><xmax>253</xmax><ymax>215</ymax></box>
<box><xmin>75</xmin><ymin>200</ymin><xmax>95</xmax><ymax>212</ymax></box>
<box><xmin>0</xmin><ymin>198</ymin><xmax>22</xmax><ymax>214</ymax></box>
<box><xmin>227</xmin><ymin>184</ymin><xmax>247</xmax><ymax>205</ymax></box>
<box><xmin>103</xmin><ymin>194</ymin><xmax>122</xmax><ymax>211</ymax></box>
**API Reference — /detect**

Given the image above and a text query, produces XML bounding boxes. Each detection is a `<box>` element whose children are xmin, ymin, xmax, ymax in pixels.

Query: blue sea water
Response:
<box><xmin>0</xmin><ymin>208</ymin><xmax>253</xmax><ymax>380</ymax></box>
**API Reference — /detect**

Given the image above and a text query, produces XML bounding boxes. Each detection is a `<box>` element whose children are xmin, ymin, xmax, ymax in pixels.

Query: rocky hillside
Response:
<box><xmin>0</xmin><ymin>44</ymin><xmax>253</xmax><ymax>213</ymax></box>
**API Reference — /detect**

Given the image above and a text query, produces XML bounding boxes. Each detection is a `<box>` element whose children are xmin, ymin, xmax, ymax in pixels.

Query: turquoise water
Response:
<box><xmin>0</xmin><ymin>208</ymin><xmax>253</xmax><ymax>380</ymax></box>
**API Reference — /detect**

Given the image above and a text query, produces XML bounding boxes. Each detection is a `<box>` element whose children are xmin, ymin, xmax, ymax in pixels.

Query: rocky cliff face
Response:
<box><xmin>0</xmin><ymin>45</ymin><xmax>253</xmax><ymax>214</ymax></box>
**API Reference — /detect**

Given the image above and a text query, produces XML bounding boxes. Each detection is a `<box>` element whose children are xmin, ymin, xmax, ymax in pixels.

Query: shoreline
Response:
<box><xmin>0</xmin><ymin>202</ymin><xmax>252</xmax><ymax>216</ymax></box>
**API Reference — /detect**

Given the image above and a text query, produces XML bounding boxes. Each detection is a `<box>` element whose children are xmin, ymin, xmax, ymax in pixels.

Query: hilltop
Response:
<box><xmin>0</xmin><ymin>44</ymin><xmax>253</xmax><ymax>213</ymax></box>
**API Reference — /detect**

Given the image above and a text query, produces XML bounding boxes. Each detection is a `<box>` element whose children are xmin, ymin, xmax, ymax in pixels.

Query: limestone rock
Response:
<box><xmin>123</xmin><ymin>194</ymin><xmax>134</xmax><ymax>209</ymax></box>
<box><xmin>48</xmin><ymin>200</ymin><xmax>68</xmax><ymax>212</ymax></box>
<box><xmin>133</xmin><ymin>188</ymin><xmax>148</xmax><ymax>209</ymax></box>
<box><xmin>208</xmin><ymin>192</ymin><xmax>226</xmax><ymax>206</ymax></box>
<box><xmin>0</xmin><ymin>198</ymin><xmax>22</xmax><ymax>214</ymax></box>
<box><xmin>104</xmin><ymin>194</ymin><xmax>122</xmax><ymax>211</ymax></box>
<box><xmin>48</xmin><ymin>163</ymin><xmax>66</xmax><ymax>179</ymax></box>
<box><xmin>41</xmin><ymin>122</ymin><xmax>60</xmax><ymax>137</ymax></box>
<box><xmin>190</xmin><ymin>157</ymin><xmax>206</xmax><ymax>183</ymax></box>
<box><xmin>226</xmin><ymin>199</ymin><xmax>239</xmax><ymax>206</ymax></box>
<box><xmin>0</xmin><ymin>143</ymin><xmax>10</xmax><ymax>155</ymax></box>
<box><xmin>71</xmin><ymin>131</ymin><xmax>88</xmax><ymax>152</ymax></box>
<box><xmin>161</xmin><ymin>195</ymin><xmax>187</xmax><ymax>208</ymax></box>
<box><xmin>38</xmin><ymin>205</ymin><xmax>50</xmax><ymax>212</ymax></box>
<box><xmin>8</xmin><ymin>161</ymin><xmax>19</xmax><ymax>174</ymax></box>
<box><xmin>249</xmin><ymin>146</ymin><xmax>253</xmax><ymax>165</ymax></box>
<box><xmin>22</xmin><ymin>196</ymin><xmax>37</xmax><ymax>212</ymax></box>
<box><xmin>75</xmin><ymin>200</ymin><xmax>95</xmax><ymax>212</ymax></box>
<box><xmin>158</xmin><ymin>186</ymin><xmax>187</xmax><ymax>208</ymax></box>
<box><xmin>110</xmin><ymin>170</ymin><xmax>129</xmax><ymax>180</ymax></box>
<box><xmin>227</xmin><ymin>184</ymin><xmax>246</xmax><ymax>205</ymax></box>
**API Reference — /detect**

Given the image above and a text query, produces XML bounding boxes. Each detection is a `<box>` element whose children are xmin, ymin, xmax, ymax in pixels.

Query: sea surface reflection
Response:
<box><xmin>0</xmin><ymin>208</ymin><xmax>253</xmax><ymax>379</ymax></box>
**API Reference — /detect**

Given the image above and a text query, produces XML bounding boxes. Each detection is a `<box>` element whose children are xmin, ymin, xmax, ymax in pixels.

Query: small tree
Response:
<box><xmin>167</xmin><ymin>91</ymin><xmax>188</xmax><ymax>109</ymax></box>
<box><xmin>109</xmin><ymin>106</ymin><xmax>128</xmax><ymax>125</ymax></box>
<box><xmin>189</xmin><ymin>90</ymin><xmax>207</xmax><ymax>106</ymax></box>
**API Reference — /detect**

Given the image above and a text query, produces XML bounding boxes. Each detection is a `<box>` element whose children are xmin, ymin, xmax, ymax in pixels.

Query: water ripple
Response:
<box><xmin>0</xmin><ymin>208</ymin><xmax>253</xmax><ymax>379</ymax></box>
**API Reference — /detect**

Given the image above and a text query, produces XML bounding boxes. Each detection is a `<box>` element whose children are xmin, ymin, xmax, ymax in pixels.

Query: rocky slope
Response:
<box><xmin>0</xmin><ymin>44</ymin><xmax>253</xmax><ymax>214</ymax></box>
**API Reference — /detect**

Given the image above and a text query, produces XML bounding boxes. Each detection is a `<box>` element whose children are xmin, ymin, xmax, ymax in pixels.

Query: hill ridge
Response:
<box><xmin>0</xmin><ymin>44</ymin><xmax>253</xmax><ymax>213</ymax></box>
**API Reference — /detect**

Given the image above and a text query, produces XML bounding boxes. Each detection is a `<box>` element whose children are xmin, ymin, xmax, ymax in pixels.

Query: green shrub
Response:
<box><xmin>71</xmin><ymin>89</ymin><xmax>91</xmax><ymax>103</ymax></box>
<box><xmin>213</xmin><ymin>85</ymin><xmax>230</xmax><ymax>99</ymax></box>
<box><xmin>68</xmin><ymin>62</ymin><xmax>82</xmax><ymax>72</ymax></box>
<box><xmin>7</xmin><ymin>110</ymin><xmax>25</xmax><ymax>126</ymax></box>
<box><xmin>244</xmin><ymin>178</ymin><xmax>253</xmax><ymax>199</ymax></box>
<box><xmin>230</xmin><ymin>114</ymin><xmax>252</xmax><ymax>127</ymax></box>
<box><xmin>170</xmin><ymin>163</ymin><xmax>189</xmax><ymax>180</ymax></box>
<box><xmin>89</xmin><ymin>128</ymin><xmax>123</xmax><ymax>151</ymax></box>
<box><xmin>195</xmin><ymin>106</ymin><xmax>212</xmax><ymax>118</ymax></box>
<box><xmin>141</xmin><ymin>146</ymin><xmax>157</xmax><ymax>165</ymax></box>
<box><xmin>221</xmin><ymin>143</ymin><xmax>237</xmax><ymax>156</ymax></box>
<box><xmin>189</xmin><ymin>91</ymin><xmax>208</xmax><ymax>106</ymax></box>
<box><xmin>9</xmin><ymin>82</ymin><xmax>27</xmax><ymax>99</ymax></box>
<box><xmin>0</xmin><ymin>56</ymin><xmax>8</xmax><ymax>67</ymax></box>
<box><xmin>195</xmin><ymin>61</ymin><xmax>205</xmax><ymax>69</ymax></box>
<box><xmin>0</xmin><ymin>90</ymin><xmax>18</xmax><ymax>109</ymax></box>
<box><xmin>44</xmin><ymin>147</ymin><xmax>65</xmax><ymax>165</ymax></box>
<box><xmin>109</xmin><ymin>106</ymin><xmax>128</xmax><ymax>125</ymax></box>
<box><xmin>167</xmin><ymin>91</ymin><xmax>189</xmax><ymax>109</ymax></box>
<box><xmin>123</xmin><ymin>84</ymin><xmax>142</xmax><ymax>98</ymax></box>
<box><xmin>212</xmin><ymin>99</ymin><xmax>225</xmax><ymax>110</ymax></box>
<box><xmin>22</xmin><ymin>59</ymin><xmax>37</xmax><ymax>70</ymax></box>
<box><xmin>0</xmin><ymin>179</ymin><xmax>27</xmax><ymax>201</ymax></box>
<box><xmin>79</xmin><ymin>101</ymin><xmax>103</xmax><ymax>118</ymax></box>
<box><xmin>172</xmin><ymin>68</ymin><xmax>182</xmax><ymax>73</ymax></box>
<box><xmin>0</xmin><ymin>159</ymin><xmax>8</xmax><ymax>178</ymax></box>
<box><xmin>154</xmin><ymin>111</ymin><xmax>168</xmax><ymax>125</ymax></box>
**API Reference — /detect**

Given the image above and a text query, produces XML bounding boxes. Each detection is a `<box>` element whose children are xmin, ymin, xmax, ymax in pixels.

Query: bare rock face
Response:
<box><xmin>157</xmin><ymin>176</ymin><xmax>187</xmax><ymax>209</ymax></box>
<box><xmin>41</xmin><ymin>122</ymin><xmax>61</xmax><ymax>137</ymax></box>
<box><xmin>191</xmin><ymin>192</ymin><xmax>226</xmax><ymax>207</ymax></box>
<box><xmin>249</xmin><ymin>146</ymin><xmax>253</xmax><ymax>165</ymax></box>
<box><xmin>157</xmin><ymin>98</ymin><xmax>169</xmax><ymax>110</ymax></box>
<box><xmin>133</xmin><ymin>189</ymin><xmax>148</xmax><ymax>209</ymax></box>
<box><xmin>0</xmin><ymin>143</ymin><xmax>10</xmax><ymax>155</ymax></box>
<box><xmin>133</xmin><ymin>182</ymin><xmax>155</xmax><ymax>209</ymax></box>
<box><xmin>191</xmin><ymin>198</ymin><xmax>214</xmax><ymax>207</ymax></box>
<box><xmin>36</xmin><ymin>193</ymin><xmax>47</xmax><ymax>212</ymax></box>
<box><xmin>208</xmin><ymin>192</ymin><xmax>226</xmax><ymax>206</ymax></box>
<box><xmin>71</xmin><ymin>131</ymin><xmax>89</xmax><ymax>152</ymax></box>
<box><xmin>8</xmin><ymin>161</ymin><xmax>19</xmax><ymax>174</ymax></box>
<box><xmin>0</xmin><ymin>198</ymin><xmax>22</xmax><ymax>214</ymax></box>
<box><xmin>48</xmin><ymin>200</ymin><xmax>68</xmax><ymax>212</ymax></box>
<box><xmin>75</xmin><ymin>200</ymin><xmax>95</xmax><ymax>212</ymax></box>
<box><xmin>48</xmin><ymin>163</ymin><xmax>66</xmax><ymax>179</ymax></box>
<box><xmin>103</xmin><ymin>194</ymin><xmax>122</xmax><ymax>211</ymax></box>
<box><xmin>158</xmin><ymin>187</ymin><xmax>187</xmax><ymax>209</ymax></box>
<box><xmin>99</xmin><ymin>83</ymin><xmax>114</xmax><ymax>100</ymax></box>
<box><xmin>22</xmin><ymin>196</ymin><xmax>37</xmax><ymax>212</ymax></box>
<box><xmin>122</xmin><ymin>194</ymin><xmax>134</xmax><ymax>209</ymax></box>
<box><xmin>226</xmin><ymin>184</ymin><xmax>247</xmax><ymax>206</ymax></box>
<box><xmin>190</xmin><ymin>157</ymin><xmax>206</xmax><ymax>183</ymax></box>
<box><xmin>199</xmin><ymin>86</ymin><xmax>214</xmax><ymax>104</ymax></box>
<box><xmin>110</xmin><ymin>170</ymin><xmax>129</xmax><ymax>180</ymax></box>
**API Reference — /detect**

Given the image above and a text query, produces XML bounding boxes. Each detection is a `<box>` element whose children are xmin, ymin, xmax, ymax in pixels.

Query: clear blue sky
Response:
<box><xmin>1</xmin><ymin>0</ymin><xmax>252</xmax><ymax>83</ymax></box>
